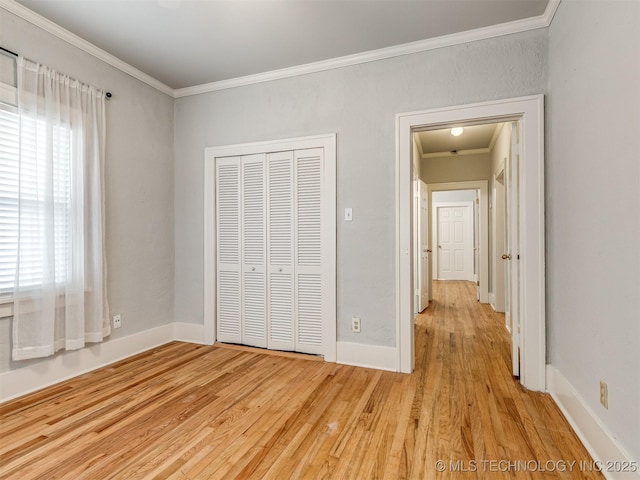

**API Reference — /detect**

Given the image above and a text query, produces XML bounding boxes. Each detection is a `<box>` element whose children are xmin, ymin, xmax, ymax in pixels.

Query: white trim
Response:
<box><xmin>336</xmin><ymin>342</ymin><xmax>397</xmax><ymax>372</ymax></box>
<box><xmin>0</xmin><ymin>82</ymin><xmax>17</xmax><ymax>106</ymax></box>
<box><xmin>0</xmin><ymin>324</ymin><xmax>175</xmax><ymax>403</ymax></box>
<box><xmin>173</xmin><ymin>322</ymin><xmax>206</xmax><ymax>344</ymax></box>
<box><xmin>174</xmin><ymin>2</ymin><xmax>560</xmax><ymax>97</ymax></box>
<box><xmin>204</xmin><ymin>134</ymin><xmax>337</xmax><ymax>362</ymax></box>
<box><xmin>546</xmin><ymin>365</ymin><xmax>640</xmax><ymax>480</ymax></box>
<box><xmin>431</xmin><ymin>200</ymin><xmax>476</xmax><ymax>282</ymax></box>
<box><xmin>395</xmin><ymin>95</ymin><xmax>545</xmax><ymax>392</ymax></box>
<box><xmin>0</xmin><ymin>0</ymin><xmax>173</xmax><ymax>97</ymax></box>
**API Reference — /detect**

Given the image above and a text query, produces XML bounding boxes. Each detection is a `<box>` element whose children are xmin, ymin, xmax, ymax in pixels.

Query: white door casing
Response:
<box><xmin>397</xmin><ymin>95</ymin><xmax>545</xmax><ymax>391</ymax></box>
<box><xmin>204</xmin><ymin>134</ymin><xmax>337</xmax><ymax>362</ymax></box>
<box><xmin>434</xmin><ymin>202</ymin><xmax>474</xmax><ymax>281</ymax></box>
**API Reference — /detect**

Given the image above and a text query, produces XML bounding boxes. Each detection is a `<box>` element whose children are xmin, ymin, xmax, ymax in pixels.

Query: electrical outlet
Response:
<box><xmin>113</xmin><ymin>314</ymin><xmax>122</xmax><ymax>329</ymax></box>
<box><xmin>599</xmin><ymin>380</ymin><xmax>608</xmax><ymax>409</ymax></box>
<box><xmin>351</xmin><ymin>317</ymin><xmax>361</xmax><ymax>333</ymax></box>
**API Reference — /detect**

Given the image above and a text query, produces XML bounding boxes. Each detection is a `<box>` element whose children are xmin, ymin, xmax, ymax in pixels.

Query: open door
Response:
<box><xmin>414</xmin><ymin>180</ymin><xmax>429</xmax><ymax>313</ymax></box>
<box><xmin>504</xmin><ymin>122</ymin><xmax>521</xmax><ymax>377</ymax></box>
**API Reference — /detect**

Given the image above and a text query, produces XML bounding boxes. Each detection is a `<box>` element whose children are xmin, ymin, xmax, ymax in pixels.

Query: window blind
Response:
<box><xmin>0</xmin><ymin>106</ymin><xmax>71</xmax><ymax>297</ymax></box>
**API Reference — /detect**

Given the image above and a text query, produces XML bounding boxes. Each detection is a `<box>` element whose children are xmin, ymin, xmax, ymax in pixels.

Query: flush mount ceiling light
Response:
<box><xmin>450</xmin><ymin>127</ymin><xmax>464</xmax><ymax>137</ymax></box>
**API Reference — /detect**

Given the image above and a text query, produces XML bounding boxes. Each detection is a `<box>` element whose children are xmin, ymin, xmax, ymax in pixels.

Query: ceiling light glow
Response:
<box><xmin>450</xmin><ymin>127</ymin><xmax>464</xmax><ymax>137</ymax></box>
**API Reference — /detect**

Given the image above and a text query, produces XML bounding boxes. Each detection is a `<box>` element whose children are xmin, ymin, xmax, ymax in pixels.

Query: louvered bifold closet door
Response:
<box><xmin>294</xmin><ymin>148</ymin><xmax>324</xmax><ymax>355</ymax></box>
<box><xmin>241</xmin><ymin>154</ymin><xmax>267</xmax><ymax>348</ymax></box>
<box><xmin>216</xmin><ymin>157</ymin><xmax>242</xmax><ymax>344</ymax></box>
<box><xmin>266</xmin><ymin>151</ymin><xmax>295</xmax><ymax>351</ymax></box>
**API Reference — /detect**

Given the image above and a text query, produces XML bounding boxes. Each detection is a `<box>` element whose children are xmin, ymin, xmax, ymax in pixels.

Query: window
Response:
<box><xmin>0</xmin><ymin>105</ymin><xmax>72</xmax><ymax>298</ymax></box>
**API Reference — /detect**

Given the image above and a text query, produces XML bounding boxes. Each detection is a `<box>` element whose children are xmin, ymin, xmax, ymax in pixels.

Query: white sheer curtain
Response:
<box><xmin>12</xmin><ymin>57</ymin><xmax>109</xmax><ymax>360</ymax></box>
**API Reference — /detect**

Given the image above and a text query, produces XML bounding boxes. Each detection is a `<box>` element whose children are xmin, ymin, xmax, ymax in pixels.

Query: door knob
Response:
<box><xmin>251</xmin><ymin>266</ymin><xmax>256</xmax><ymax>271</ymax></box>
<box><xmin>501</xmin><ymin>254</ymin><xmax>511</xmax><ymax>260</ymax></box>
<box><xmin>438</xmin><ymin>245</ymin><xmax>442</xmax><ymax>249</ymax></box>
<box><xmin>278</xmin><ymin>267</ymin><xmax>283</xmax><ymax>272</ymax></box>
<box><xmin>426</xmin><ymin>249</ymin><xmax>432</xmax><ymax>253</ymax></box>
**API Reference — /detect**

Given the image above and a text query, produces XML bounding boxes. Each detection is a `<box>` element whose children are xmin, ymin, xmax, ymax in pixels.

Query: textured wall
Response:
<box><xmin>174</xmin><ymin>29</ymin><xmax>547</xmax><ymax>347</ymax></box>
<box><xmin>0</xmin><ymin>11</ymin><xmax>175</xmax><ymax>373</ymax></box>
<box><xmin>547</xmin><ymin>0</ymin><xmax>640</xmax><ymax>461</ymax></box>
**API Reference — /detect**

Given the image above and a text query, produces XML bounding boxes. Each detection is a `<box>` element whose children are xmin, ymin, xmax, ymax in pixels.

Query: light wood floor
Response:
<box><xmin>0</xmin><ymin>281</ymin><xmax>602</xmax><ymax>479</ymax></box>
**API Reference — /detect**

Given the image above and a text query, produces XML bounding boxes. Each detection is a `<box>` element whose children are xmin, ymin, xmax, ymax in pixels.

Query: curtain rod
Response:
<box><xmin>0</xmin><ymin>46</ymin><xmax>18</xmax><ymax>57</ymax></box>
<box><xmin>0</xmin><ymin>45</ymin><xmax>113</xmax><ymax>99</ymax></box>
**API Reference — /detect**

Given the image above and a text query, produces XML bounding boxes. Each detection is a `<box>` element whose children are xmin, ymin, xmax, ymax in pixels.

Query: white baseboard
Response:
<box><xmin>173</xmin><ymin>322</ymin><xmax>206</xmax><ymax>344</ymax></box>
<box><xmin>0</xmin><ymin>324</ymin><xmax>175</xmax><ymax>403</ymax></box>
<box><xmin>336</xmin><ymin>341</ymin><xmax>397</xmax><ymax>372</ymax></box>
<box><xmin>546</xmin><ymin>365</ymin><xmax>639</xmax><ymax>480</ymax></box>
<box><xmin>2</xmin><ymin>326</ymin><xmax>399</xmax><ymax>402</ymax></box>
<box><xmin>489</xmin><ymin>292</ymin><xmax>496</xmax><ymax>310</ymax></box>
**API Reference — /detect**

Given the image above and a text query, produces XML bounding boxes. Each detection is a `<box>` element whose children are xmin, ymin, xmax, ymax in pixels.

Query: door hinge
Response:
<box><xmin>477</xmin><ymin>281</ymin><xmax>480</xmax><ymax>286</ymax></box>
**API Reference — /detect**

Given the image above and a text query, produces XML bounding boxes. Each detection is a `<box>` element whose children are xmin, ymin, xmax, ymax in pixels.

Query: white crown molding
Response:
<box><xmin>543</xmin><ymin>0</ymin><xmax>562</xmax><ymax>26</ymax></box>
<box><xmin>2</xmin><ymin>0</ymin><xmax>562</xmax><ymax>99</ymax></box>
<box><xmin>175</xmin><ymin>1</ymin><xmax>561</xmax><ymax>98</ymax></box>
<box><xmin>0</xmin><ymin>0</ymin><xmax>174</xmax><ymax>97</ymax></box>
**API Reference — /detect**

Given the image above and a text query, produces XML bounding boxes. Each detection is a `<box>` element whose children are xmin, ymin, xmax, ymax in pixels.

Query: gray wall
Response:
<box><xmin>174</xmin><ymin>30</ymin><xmax>547</xmax><ymax>347</ymax></box>
<box><xmin>0</xmin><ymin>11</ymin><xmax>175</xmax><ymax>373</ymax></box>
<box><xmin>547</xmin><ymin>0</ymin><xmax>640</xmax><ymax>461</ymax></box>
<box><xmin>420</xmin><ymin>153</ymin><xmax>491</xmax><ymax>184</ymax></box>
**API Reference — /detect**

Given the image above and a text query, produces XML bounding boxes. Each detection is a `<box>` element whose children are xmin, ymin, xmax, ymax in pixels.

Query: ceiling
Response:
<box><xmin>415</xmin><ymin>123</ymin><xmax>503</xmax><ymax>157</ymax></box>
<box><xmin>13</xmin><ymin>0</ymin><xmax>549</xmax><ymax>90</ymax></box>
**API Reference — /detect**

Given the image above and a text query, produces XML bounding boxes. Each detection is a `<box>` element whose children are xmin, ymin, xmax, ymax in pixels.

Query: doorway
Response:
<box><xmin>432</xmin><ymin>197</ymin><xmax>475</xmax><ymax>281</ymax></box>
<box><xmin>396</xmin><ymin>95</ymin><xmax>545</xmax><ymax>391</ymax></box>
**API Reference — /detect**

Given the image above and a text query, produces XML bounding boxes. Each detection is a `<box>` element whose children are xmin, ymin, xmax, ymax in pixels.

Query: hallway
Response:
<box><xmin>0</xmin><ymin>282</ymin><xmax>602</xmax><ymax>479</ymax></box>
<box><xmin>410</xmin><ymin>280</ymin><xmax>603</xmax><ymax>478</ymax></box>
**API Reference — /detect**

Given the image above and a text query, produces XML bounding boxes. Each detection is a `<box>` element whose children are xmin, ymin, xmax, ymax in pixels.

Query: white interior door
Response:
<box><xmin>216</xmin><ymin>157</ymin><xmax>242</xmax><ymax>344</ymax></box>
<box><xmin>267</xmin><ymin>151</ymin><xmax>295</xmax><ymax>351</ymax></box>
<box><xmin>474</xmin><ymin>191</ymin><xmax>480</xmax><ymax>300</ymax></box>
<box><xmin>414</xmin><ymin>180</ymin><xmax>430</xmax><ymax>313</ymax></box>
<box><xmin>436</xmin><ymin>204</ymin><xmax>473</xmax><ymax>280</ymax></box>
<box><xmin>418</xmin><ymin>181</ymin><xmax>429</xmax><ymax>311</ymax></box>
<box><xmin>295</xmin><ymin>148</ymin><xmax>324</xmax><ymax>355</ymax></box>
<box><xmin>413</xmin><ymin>180</ymin><xmax>419</xmax><ymax>314</ymax></box>
<box><xmin>505</xmin><ymin>122</ymin><xmax>520</xmax><ymax>377</ymax></box>
<box><xmin>241</xmin><ymin>154</ymin><xmax>267</xmax><ymax>348</ymax></box>
<box><xmin>493</xmin><ymin>170</ymin><xmax>506</xmax><ymax>313</ymax></box>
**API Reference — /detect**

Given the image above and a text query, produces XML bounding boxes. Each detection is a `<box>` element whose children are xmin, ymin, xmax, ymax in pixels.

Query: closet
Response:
<box><xmin>214</xmin><ymin>147</ymin><xmax>327</xmax><ymax>355</ymax></box>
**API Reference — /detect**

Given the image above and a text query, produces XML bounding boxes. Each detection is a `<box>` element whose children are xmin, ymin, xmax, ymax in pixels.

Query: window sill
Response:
<box><xmin>0</xmin><ymin>298</ymin><xmax>13</xmax><ymax>318</ymax></box>
<box><xmin>0</xmin><ymin>291</ymin><xmax>91</xmax><ymax>319</ymax></box>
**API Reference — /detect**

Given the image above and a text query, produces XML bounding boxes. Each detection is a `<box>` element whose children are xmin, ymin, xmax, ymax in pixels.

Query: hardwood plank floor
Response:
<box><xmin>0</xmin><ymin>281</ymin><xmax>603</xmax><ymax>479</ymax></box>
